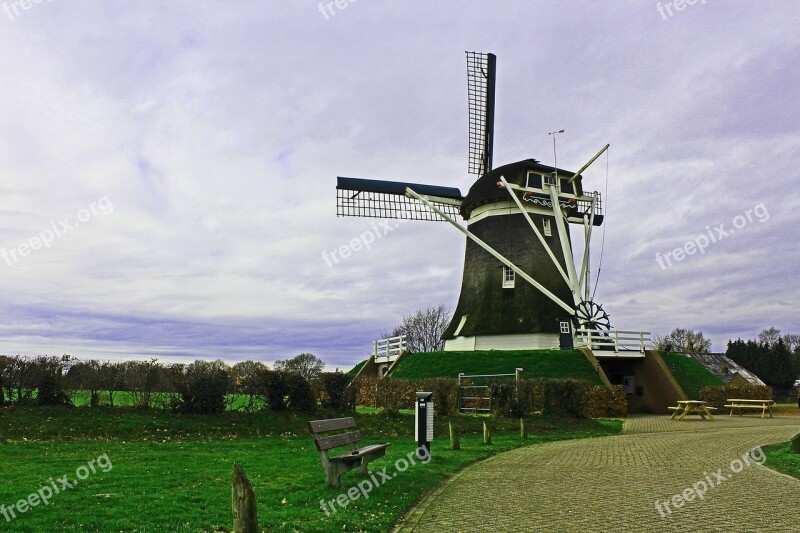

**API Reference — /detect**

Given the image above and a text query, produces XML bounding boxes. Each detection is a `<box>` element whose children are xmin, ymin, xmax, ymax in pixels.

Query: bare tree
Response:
<box><xmin>655</xmin><ymin>328</ymin><xmax>711</xmax><ymax>354</ymax></box>
<box><xmin>125</xmin><ymin>359</ymin><xmax>162</xmax><ymax>409</ymax></box>
<box><xmin>231</xmin><ymin>360</ymin><xmax>270</xmax><ymax>409</ymax></box>
<box><xmin>757</xmin><ymin>326</ymin><xmax>782</xmax><ymax>346</ymax></box>
<box><xmin>4</xmin><ymin>355</ymin><xmax>38</xmax><ymax>403</ymax></box>
<box><xmin>385</xmin><ymin>305</ymin><xmax>451</xmax><ymax>354</ymax></box>
<box><xmin>782</xmin><ymin>333</ymin><xmax>800</xmax><ymax>353</ymax></box>
<box><xmin>66</xmin><ymin>360</ymin><xmax>102</xmax><ymax>406</ymax></box>
<box><xmin>97</xmin><ymin>361</ymin><xmax>127</xmax><ymax>407</ymax></box>
<box><xmin>273</xmin><ymin>353</ymin><xmax>325</xmax><ymax>381</ymax></box>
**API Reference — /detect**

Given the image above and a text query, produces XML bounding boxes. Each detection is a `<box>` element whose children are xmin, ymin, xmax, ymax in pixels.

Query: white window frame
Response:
<box><xmin>560</xmin><ymin>321</ymin><xmax>571</xmax><ymax>334</ymax></box>
<box><xmin>502</xmin><ymin>266</ymin><xmax>515</xmax><ymax>289</ymax></box>
<box><xmin>543</xmin><ymin>218</ymin><xmax>552</xmax><ymax>237</ymax></box>
<box><xmin>543</xmin><ymin>173</ymin><xmax>558</xmax><ymax>188</ymax></box>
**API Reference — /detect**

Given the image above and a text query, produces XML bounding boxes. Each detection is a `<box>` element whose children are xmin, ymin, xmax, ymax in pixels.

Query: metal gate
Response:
<box><xmin>458</xmin><ymin>369</ymin><xmax>522</xmax><ymax>413</ymax></box>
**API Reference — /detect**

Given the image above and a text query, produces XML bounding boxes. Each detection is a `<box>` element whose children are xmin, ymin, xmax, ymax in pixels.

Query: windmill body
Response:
<box><xmin>335</xmin><ymin>52</ymin><xmax>609</xmax><ymax>352</ymax></box>
<box><xmin>443</xmin><ymin>159</ymin><xmax>603</xmax><ymax>351</ymax></box>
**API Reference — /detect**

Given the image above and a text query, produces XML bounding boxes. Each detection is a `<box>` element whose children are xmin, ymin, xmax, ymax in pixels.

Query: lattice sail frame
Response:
<box><xmin>466</xmin><ymin>51</ymin><xmax>496</xmax><ymax>176</ymax></box>
<box><xmin>336</xmin><ymin>177</ymin><xmax>462</xmax><ymax>221</ymax></box>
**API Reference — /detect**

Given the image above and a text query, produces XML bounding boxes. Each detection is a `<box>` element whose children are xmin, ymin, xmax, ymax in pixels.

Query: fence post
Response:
<box><xmin>458</xmin><ymin>373</ymin><xmax>464</xmax><ymax>413</ymax></box>
<box><xmin>520</xmin><ymin>418</ymin><xmax>527</xmax><ymax>438</ymax></box>
<box><xmin>232</xmin><ymin>463</ymin><xmax>258</xmax><ymax>533</ymax></box>
<box><xmin>613</xmin><ymin>330</ymin><xmax>620</xmax><ymax>353</ymax></box>
<box><xmin>449</xmin><ymin>421</ymin><xmax>460</xmax><ymax>450</ymax></box>
<box><xmin>483</xmin><ymin>421</ymin><xmax>492</xmax><ymax>445</ymax></box>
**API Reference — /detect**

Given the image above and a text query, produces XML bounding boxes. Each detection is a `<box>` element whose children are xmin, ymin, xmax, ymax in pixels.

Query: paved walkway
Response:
<box><xmin>395</xmin><ymin>416</ymin><xmax>800</xmax><ymax>532</ymax></box>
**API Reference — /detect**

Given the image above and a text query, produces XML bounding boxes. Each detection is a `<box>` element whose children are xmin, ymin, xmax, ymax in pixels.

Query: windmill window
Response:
<box><xmin>544</xmin><ymin>174</ymin><xmax>558</xmax><ymax>188</ymax></box>
<box><xmin>502</xmin><ymin>266</ymin><xmax>515</xmax><ymax>288</ymax></box>
<box><xmin>560</xmin><ymin>321</ymin><xmax>571</xmax><ymax>334</ymax></box>
<box><xmin>526</xmin><ymin>172</ymin><xmax>542</xmax><ymax>189</ymax></box>
<box><xmin>543</xmin><ymin>219</ymin><xmax>552</xmax><ymax>237</ymax></box>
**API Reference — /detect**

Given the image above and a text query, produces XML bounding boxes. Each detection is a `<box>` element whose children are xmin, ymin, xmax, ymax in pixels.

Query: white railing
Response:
<box><xmin>373</xmin><ymin>334</ymin><xmax>407</xmax><ymax>363</ymax></box>
<box><xmin>576</xmin><ymin>329</ymin><xmax>654</xmax><ymax>354</ymax></box>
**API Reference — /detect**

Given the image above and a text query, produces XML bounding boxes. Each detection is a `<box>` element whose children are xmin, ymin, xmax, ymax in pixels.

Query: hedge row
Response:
<box><xmin>699</xmin><ymin>384</ymin><xmax>774</xmax><ymax>409</ymax></box>
<box><xmin>0</xmin><ymin>353</ymin><xmax>356</xmax><ymax>415</ymax></box>
<box><xmin>351</xmin><ymin>376</ymin><xmax>627</xmax><ymax>418</ymax></box>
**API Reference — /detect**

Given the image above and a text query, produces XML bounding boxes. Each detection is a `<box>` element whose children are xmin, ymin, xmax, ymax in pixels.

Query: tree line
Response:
<box><xmin>655</xmin><ymin>326</ymin><xmax>800</xmax><ymax>391</ymax></box>
<box><xmin>725</xmin><ymin>327</ymin><xmax>800</xmax><ymax>391</ymax></box>
<box><xmin>0</xmin><ymin>352</ymin><xmax>353</xmax><ymax>414</ymax></box>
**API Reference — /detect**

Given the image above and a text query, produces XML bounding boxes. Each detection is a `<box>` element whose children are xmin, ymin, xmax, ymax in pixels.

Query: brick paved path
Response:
<box><xmin>395</xmin><ymin>416</ymin><xmax>800</xmax><ymax>532</ymax></box>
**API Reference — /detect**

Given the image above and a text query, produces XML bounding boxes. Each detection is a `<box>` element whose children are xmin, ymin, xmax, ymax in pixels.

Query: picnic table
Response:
<box><xmin>668</xmin><ymin>400</ymin><xmax>716</xmax><ymax>421</ymax></box>
<box><xmin>724</xmin><ymin>398</ymin><xmax>774</xmax><ymax>419</ymax></box>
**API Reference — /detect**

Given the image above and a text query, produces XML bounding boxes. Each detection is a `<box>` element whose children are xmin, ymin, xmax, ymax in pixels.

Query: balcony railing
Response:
<box><xmin>373</xmin><ymin>335</ymin><xmax>407</xmax><ymax>363</ymax></box>
<box><xmin>576</xmin><ymin>328</ymin><xmax>654</xmax><ymax>354</ymax></box>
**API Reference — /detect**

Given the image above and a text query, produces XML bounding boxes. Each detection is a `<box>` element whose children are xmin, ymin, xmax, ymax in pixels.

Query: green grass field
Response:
<box><xmin>4</xmin><ymin>390</ymin><xmax>265</xmax><ymax>411</ymax></box>
<box><xmin>763</xmin><ymin>441</ymin><xmax>800</xmax><ymax>480</ymax></box>
<box><xmin>659</xmin><ymin>352</ymin><xmax>725</xmax><ymax>398</ymax></box>
<box><xmin>386</xmin><ymin>349</ymin><xmax>602</xmax><ymax>384</ymax></box>
<box><xmin>0</xmin><ymin>406</ymin><xmax>621</xmax><ymax>532</ymax></box>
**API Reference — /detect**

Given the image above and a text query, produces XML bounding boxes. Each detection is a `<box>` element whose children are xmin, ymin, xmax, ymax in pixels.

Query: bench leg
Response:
<box><xmin>356</xmin><ymin>461</ymin><xmax>370</xmax><ymax>476</ymax></box>
<box><xmin>320</xmin><ymin>455</ymin><xmax>359</xmax><ymax>489</ymax></box>
<box><xmin>356</xmin><ymin>451</ymin><xmax>387</xmax><ymax>476</ymax></box>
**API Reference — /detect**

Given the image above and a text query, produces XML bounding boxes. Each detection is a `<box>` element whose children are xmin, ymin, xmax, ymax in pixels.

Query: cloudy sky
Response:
<box><xmin>0</xmin><ymin>1</ymin><xmax>797</xmax><ymax>368</ymax></box>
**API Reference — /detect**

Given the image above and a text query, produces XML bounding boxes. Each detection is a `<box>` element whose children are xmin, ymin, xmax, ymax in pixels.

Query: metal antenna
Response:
<box><xmin>548</xmin><ymin>129</ymin><xmax>565</xmax><ymax>180</ymax></box>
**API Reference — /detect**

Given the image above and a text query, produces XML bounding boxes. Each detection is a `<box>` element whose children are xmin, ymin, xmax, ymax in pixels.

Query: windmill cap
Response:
<box><xmin>460</xmin><ymin>159</ymin><xmax>583</xmax><ymax>219</ymax></box>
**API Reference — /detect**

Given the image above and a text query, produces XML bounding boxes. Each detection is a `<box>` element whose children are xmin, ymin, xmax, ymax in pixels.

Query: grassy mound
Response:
<box><xmin>660</xmin><ymin>352</ymin><xmax>725</xmax><ymax>397</ymax></box>
<box><xmin>387</xmin><ymin>349</ymin><xmax>603</xmax><ymax>384</ymax></box>
<box><xmin>348</xmin><ymin>359</ymin><xmax>368</xmax><ymax>376</ymax></box>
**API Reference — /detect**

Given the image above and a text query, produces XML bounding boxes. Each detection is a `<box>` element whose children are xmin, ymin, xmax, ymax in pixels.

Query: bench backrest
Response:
<box><xmin>308</xmin><ymin>417</ymin><xmax>362</xmax><ymax>452</ymax></box>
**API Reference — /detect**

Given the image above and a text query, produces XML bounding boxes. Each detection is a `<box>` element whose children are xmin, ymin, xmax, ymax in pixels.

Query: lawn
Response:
<box><xmin>659</xmin><ymin>352</ymin><xmax>725</xmax><ymax>398</ymax></box>
<box><xmin>387</xmin><ymin>349</ymin><xmax>602</xmax><ymax>384</ymax></box>
<box><xmin>0</xmin><ymin>406</ymin><xmax>621</xmax><ymax>532</ymax></box>
<box><xmin>763</xmin><ymin>440</ymin><xmax>800</xmax><ymax>480</ymax></box>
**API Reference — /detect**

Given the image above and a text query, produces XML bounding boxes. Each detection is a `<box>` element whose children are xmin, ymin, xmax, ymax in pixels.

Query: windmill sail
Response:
<box><xmin>336</xmin><ymin>177</ymin><xmax>463</xmax><ymax>221</ymax></box>
<box><xmin>466</xmin><ymin>52</ymin><xmax>496</xmax><ymax>176</ymax></box>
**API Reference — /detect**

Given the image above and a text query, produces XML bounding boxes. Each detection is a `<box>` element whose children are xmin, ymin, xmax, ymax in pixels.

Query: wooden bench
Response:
<box><xmin>724</xmin><ymin>399</ymin><xmax>774</xmax><ymax>419</ymax></box>
<box><xmin>308</xmin><ymin>417</ymin><xmax>390</xmax><ymax>488</ymax></box>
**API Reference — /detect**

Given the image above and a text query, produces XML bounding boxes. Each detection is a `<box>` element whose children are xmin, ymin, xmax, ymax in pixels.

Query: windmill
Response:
<box><xmin>336</xmin><ymin>52</ymin><xmax>611</xmax><ymax>351</ymax></box>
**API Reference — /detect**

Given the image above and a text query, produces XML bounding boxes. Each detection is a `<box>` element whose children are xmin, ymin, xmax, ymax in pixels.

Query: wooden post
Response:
<box><xmin>791</xmin><ymin>432</ymin><xmax>800</xmax><ymax>454</ymax></box>
<box><xmin>449</xmin><ymin>421</ymin><xmax>460</xmax><ymax>450</ymax></box>
<box><xmin>483</xmin><ymin>421</ymin><xmax>492</xmax><ymax>445</ymax></box>
<box><xmin>520</xmin><ymin>418</ymin><xmax>527</xmax><ymax>438</ymax></box>
<box><xmin>232</xmin><ymin>463</ymin><xmax>258</xmax><ymax>533</ymax></box>
<box><xmin>458</xmin><ymin>373</ymin><xmax>464</xmax><ymax>413</ymax></box>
